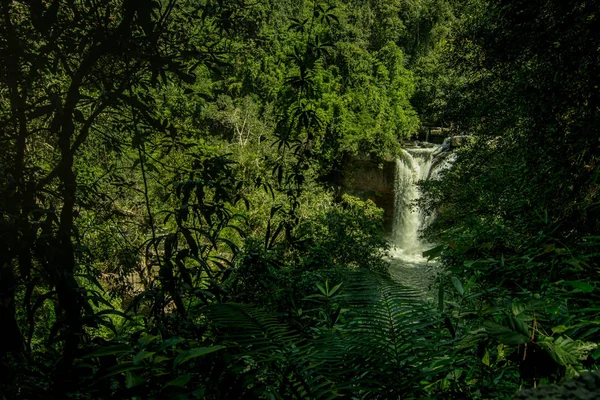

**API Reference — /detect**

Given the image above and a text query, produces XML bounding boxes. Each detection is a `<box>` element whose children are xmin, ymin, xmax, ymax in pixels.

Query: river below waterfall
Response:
<box><xmin>385</xmin><ymin>143</ymin><xmax>454</xmax><ymax>298</ymax></box>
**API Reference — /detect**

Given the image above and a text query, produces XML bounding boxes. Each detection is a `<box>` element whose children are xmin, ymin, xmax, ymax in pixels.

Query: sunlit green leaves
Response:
<box><xmin>538</xmin><ymin>336</ymin><xmax>598</xmax><ymax>367</ymax></box>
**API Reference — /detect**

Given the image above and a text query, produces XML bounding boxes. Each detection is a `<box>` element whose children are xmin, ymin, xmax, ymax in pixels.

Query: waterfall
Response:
<box><xmin>391</xmin><ymin>145</ymin><xmax>454</xmax><ymax>262</ymax></box>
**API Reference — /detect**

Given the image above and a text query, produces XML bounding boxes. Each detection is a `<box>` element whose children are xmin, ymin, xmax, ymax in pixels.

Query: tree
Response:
<box><xmin>417</xmin><ymin>0</ymin><xmax>600</xmax><ymax>388</ymax></box>
<box><xmin>421</xmin><ymin>0</ymin><xmax>600</xmax><ymax>264</ymax></box>
<box><xmin>0</xmin><ymin>0</ymin><xmax>217</xmax><ymax>388</ymax></box>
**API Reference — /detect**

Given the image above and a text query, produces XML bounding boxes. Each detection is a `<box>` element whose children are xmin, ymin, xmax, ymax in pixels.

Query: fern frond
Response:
<box><xmin>205</xmin><ymin>303</ymin><xmax>337</xmax><ymax>399</ymax></box>
<box><xmin>204</xmin><ymin>270</ymin><xmax>448</xmax><ymax>399</ymax></box>
<box><xmin>206</xmin><ymin>303</ymin><xmax>300</xmax><ymax>353</ymax></box>
<box><xmin>311</xmin><ymin>269</ymin><xmax>443</xmax><ymax>398</ymax></box>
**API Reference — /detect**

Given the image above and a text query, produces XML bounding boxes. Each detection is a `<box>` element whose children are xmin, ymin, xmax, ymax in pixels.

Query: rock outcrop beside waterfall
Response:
<box><xmin>338</xmin><ymin>158</ymin><xmax>397</xmax><ymax>231</ymax></box>
<box><xmin>337</xmin><ymin>137</ymin><xmax>461</xmax><ymax>234</ymax></box>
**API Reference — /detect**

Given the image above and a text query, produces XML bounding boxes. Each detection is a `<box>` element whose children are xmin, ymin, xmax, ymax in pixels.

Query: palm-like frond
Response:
<box><xmin>310</xmin><ymin>270</ymin><xmax>442</xmax><ymax>398</ymax></box>
<box><xmin>205</xmin><ymin>270</ymin><xmax>446</xmax><ymax>399</ymax></box>
<box><xmin>206</xmin><ymin>303</ymin><xmax>300</xmax><ymax>353</ymax></box>
<box><xmin>205</xmin><ymin>303</ymin><xmax>337</xmax><ymax>399</ymax></box>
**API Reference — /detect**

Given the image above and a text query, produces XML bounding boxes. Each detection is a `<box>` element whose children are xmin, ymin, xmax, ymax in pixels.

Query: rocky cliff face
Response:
<box><xmin>340</xmin><ymin>158</ymin><xmax>396</xmax><ymax>232</ymax></box>
<box><xmin>338</xmin><ymin>139</ymin><xmax>459</xmax><ymax>233</ymax></box>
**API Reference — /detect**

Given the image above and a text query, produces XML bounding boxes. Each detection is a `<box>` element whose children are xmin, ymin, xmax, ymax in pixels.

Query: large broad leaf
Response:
<box><xmin>163</xmin><ymin>374</ymin><xmax>191</xmax><ymax>388</ymax></box>
<box><xmin>157</xmin><ymin>337</ymin><xmax>184</xmax><ymax>352</ymax></box>
<box><xmin>506</xmin><ymin>315</ymin><xmax>530</xmax><ymax>337</ymax></box>
<box><xmin>97</xmin><ymin>362</ymin><xmax>144</xmax><ymax>380</ymax></box>
<box><xmin>84</xmin><ymin>343</ymin><xmax>133</xmax><ymax>358</ymax></box>
<box><xmin>562</xmin><ymin>281</ymin><xmax>595</xmax><ymax>293</ymax></box>
<box><xmin>423</xmin><ymin>244</ymin><xmax>444</xmax><ymax>260</ymax></box>
<box><xmin>133</xmin><ymin>350</ymin><xmax>156</xmax><ymax>365</ymax></box>
<box><xmin>484</xmin><ymin>321</ymin><xmax>529</xmax><ymax>345</ymax></box>
<box><xmin>510</xmin><ymin>300</ymin><xmax>527</xmax><ymax>316</ymax></box>
<box><xmin>451</xmin><ymin>277</ymin><xmax>464</xmax><ymax>296</ymax></box>
<box><xmin>137</xmin><ymin>334</ymin><xmax>159</xmax><ymax>349</ymax></box>
<box><xmin>553</xmin><ymin>320</ymin><xmax>600</xmax><ymax>334</ymax></box>
<box><xmin>539</xmin><ymin>336</ymin><xmax>598</xmax><ymax>366</ymax></box>
<box><xmin>481</xmin><ymin>349</ymin><xmax>491</xmax><ymax>366</ymax></box>
<box><xmin>126</xmin><ymin>371</ymin><xmax>145</xmax><ymax>389</ymax></box>
<box><xmin>173</xmin><ymin>346</ymin><xmax>225</xmax><ymax>368</ymax></box>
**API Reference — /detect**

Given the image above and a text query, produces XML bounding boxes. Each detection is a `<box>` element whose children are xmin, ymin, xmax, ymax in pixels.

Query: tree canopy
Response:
<box><xmin>1</xmin><ymin>0</ymin><xmax>599</xmax><ymax>398</ymax></box>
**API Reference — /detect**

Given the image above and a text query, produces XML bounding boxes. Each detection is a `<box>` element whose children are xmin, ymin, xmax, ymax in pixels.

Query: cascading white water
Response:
<box><xmin>390</xmin><ymin>144</ymin><xmax>454</xmax><ymax>263</ymax></box>
<box><xmin>386</xmin><ymin>142</ymin><xmax>455</xmax><ymax>293</ymax></box>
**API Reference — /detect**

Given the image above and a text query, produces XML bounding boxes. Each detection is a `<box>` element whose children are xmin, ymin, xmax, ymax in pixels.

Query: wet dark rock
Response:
<box><xmin>514</xmin><ymin>371</ymin><xmax>600</xmax><ymax>400</ymax></box>
<box><xmin>339</xmin><ymin>158</ymin><xmax>396</xmax><ymax>232</ymax></box>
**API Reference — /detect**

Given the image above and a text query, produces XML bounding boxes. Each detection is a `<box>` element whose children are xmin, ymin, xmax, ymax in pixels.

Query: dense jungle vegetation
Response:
<box><xmin>1</xmin><ymin>0</ymin><xmax>599</xmax><ymax>398</ymax></box>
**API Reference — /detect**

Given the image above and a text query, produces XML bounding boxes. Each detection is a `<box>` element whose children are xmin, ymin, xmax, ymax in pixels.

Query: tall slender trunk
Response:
<box><xmin>52</xmin><ymin>111</ymin><xmax>84</xmax><ymax>392</ymax></box>
<box><xmin>0</xmin><ymin>3</ymin><xmax>27</xmax><ymax>359</ymax></box>
<box><xmin>0</xmin><ymin>264</ymin><xmax>23</xmax><ymax>358</ymax></box>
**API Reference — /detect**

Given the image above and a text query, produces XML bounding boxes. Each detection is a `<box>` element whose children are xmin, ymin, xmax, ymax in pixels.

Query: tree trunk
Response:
<box><xmin>52</xmin><ymin>112</ymin><xmax>85</xmax><ymax>393</ymax></box>
<box><xmin>0</xmin><ymin>2</ymin><xmax>27</xmax><ymax>360</ymax></box>
<box><xmin>0</xmin><ymin>264</ymin><xmax>24</xmax><ymax>359</ymax></box>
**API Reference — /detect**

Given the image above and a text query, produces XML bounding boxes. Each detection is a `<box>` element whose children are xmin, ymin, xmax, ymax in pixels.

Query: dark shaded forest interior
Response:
<box><xmin>1</xmin><ymin>0</ymin><xmax>599</xmax><ymax>398</ymax></box>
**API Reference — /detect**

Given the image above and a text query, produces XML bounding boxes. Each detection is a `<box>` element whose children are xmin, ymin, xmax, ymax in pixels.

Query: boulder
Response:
<box><xmin>450</xmin><ymin>135</ymin><xmax>474</xmax><ymax>148</ymax></box>
<box><xmin>514</xmin><ymin>371</ymin><xmax>600</xmax><ymax>400</ymax></box>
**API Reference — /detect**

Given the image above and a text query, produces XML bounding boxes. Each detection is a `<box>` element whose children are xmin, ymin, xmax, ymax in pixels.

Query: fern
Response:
<box><xmin>204</xmin><ymin>270</ymin><xmax>447</xmax><ymax>399</ymax></box>
<box><xmin>205</xmin><ymin>303</ymin><xmax>336</xmax><ymax>399</ymax></box>
<box><xmin>317</xmin><ymin>270</ymin><xmax>442</xmax><ymax>398</ymax></box>
<box><xmin>206</xmin><ymin>303</ymin><xmax>301</xmax><ymax>354</ymax></box>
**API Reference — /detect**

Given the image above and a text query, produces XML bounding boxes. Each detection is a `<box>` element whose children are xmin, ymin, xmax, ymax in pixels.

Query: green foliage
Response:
<box><xmin>13</xmin><ymin>0</ymin><xmax>600</xmax><ymax>398</ymax></box>
<box><xmin>197</xmin><ymin>269</ymin><xmax>446</xmax><ymax>399</ymax></box>
<box><xmin>227</xmin><ymin>193</ymin><xmax>388</xmax><ymax>311</ymax></box>
<box><xmin>298</xmin><ymin>194</ymin><xmax>389</xmax><ymax>271</ymax></box>
<box><xmin>80</xmin><ymin>333</ymin><xmax>225</xmax><ymax>399</ymax></box>
<box><xmin>413</xmin><ymin>0</ymin><xmax>600</xmax><ymax>396</ymax></box>
<box><xmin>435</xmin><ymin>273</ymin><xmax>599</xmax><ymax>395</ymax></box>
